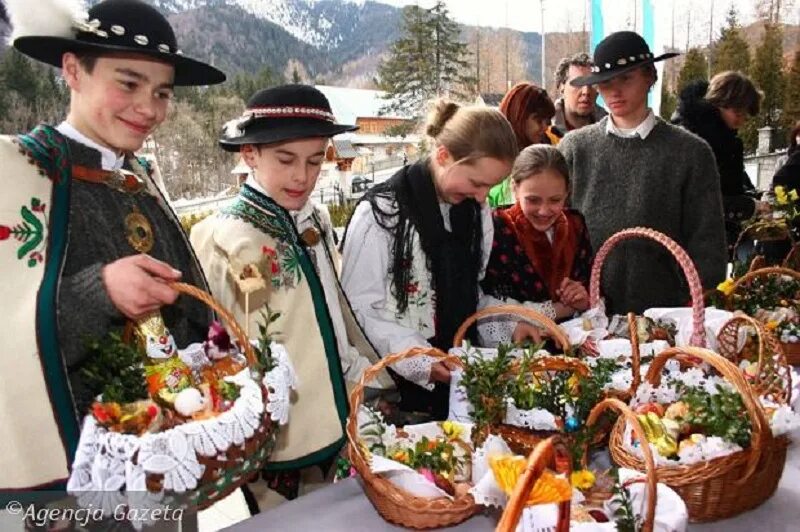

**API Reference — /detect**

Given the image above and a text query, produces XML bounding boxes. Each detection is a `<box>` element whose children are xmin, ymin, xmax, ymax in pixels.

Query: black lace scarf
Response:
<box><xmin>344</xmin><ymin>160</ymin><xmax>484</xmax><ymax>349</ymax></box>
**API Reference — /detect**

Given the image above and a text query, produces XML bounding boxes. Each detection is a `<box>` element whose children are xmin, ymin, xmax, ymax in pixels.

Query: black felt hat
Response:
<box><xmin>571</xmin><ymin>31</ymin><xmax>678</xmax><ymax>87</ymax></box>
<box><xmin>11</xmin><ymin>0</ymin><xmax>226</xmax><ymax>86</ymax></box>
<box><xmin>219</xmin><ymin>85</ymin><xmax>358</xmax><ymax>152</ymax></box>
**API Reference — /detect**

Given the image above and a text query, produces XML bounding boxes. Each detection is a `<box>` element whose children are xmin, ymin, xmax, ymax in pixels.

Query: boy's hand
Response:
<box><xmin>102</xmin><ymin>255</ymin><xmax>182</xmax><ymax>319</ymax></box>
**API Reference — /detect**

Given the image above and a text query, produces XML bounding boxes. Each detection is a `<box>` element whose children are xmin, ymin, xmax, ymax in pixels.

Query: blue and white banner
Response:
<box><xmin>589</xmin><ymin>0</ymin><xmax>668</xmax><ymax>114</ymax></box>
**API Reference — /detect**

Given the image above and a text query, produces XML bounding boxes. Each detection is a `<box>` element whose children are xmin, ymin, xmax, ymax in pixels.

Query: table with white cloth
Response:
<box><xmin>227</xmin><ymin>442</ymin><xmax>800</xmax><ymax>532</ymax></box>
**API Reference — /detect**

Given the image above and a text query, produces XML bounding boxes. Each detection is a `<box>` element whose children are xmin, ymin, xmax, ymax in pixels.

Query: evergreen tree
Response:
<box><xmin>677</xmin><ymin>48</ymin><xmax>709</xmax><ymax>92</ymax></box>
<box><xmin>659</xmin><ymin>82</ymin><xmax>677</xmax><ymax>120</ymax></box>
<box><xmin>712</xmin><ymin>6</ymin><xmax>751</xmax><ymax>75</ymax></box>
<box><xmin>427</xmin><ymin>0</ymin><xmax>475</xmax><ymax>100</ymax></box>
<box><xmin>742</xmin><ymin>22</ymin><xmax>786</xmax><ymax>152</ymax></box>
<box><xmin>751</xmin><ymin>22</ymin><xmax>785</xmax><ymax>126</ymax></box>
<box><xmin>377</xmin><ymin>5</ymin><xmax>436</xmax><ymax>116</ymax></box>
<box><xmin>377</xmin><ymin>2</ymin><xmax>473</xmax><ymax>116</ymax></box>
<box><xmin>784</xmin><ymin>51</ymin><xmax>800</xmax><ymax>132</ymax></box>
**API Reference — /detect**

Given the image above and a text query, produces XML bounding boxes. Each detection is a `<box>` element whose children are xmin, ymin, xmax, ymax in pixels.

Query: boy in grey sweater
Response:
<box><xmin>559</xmin><ymin>32</ymin><xmax>726</xmax><ymax>314</ymax></box>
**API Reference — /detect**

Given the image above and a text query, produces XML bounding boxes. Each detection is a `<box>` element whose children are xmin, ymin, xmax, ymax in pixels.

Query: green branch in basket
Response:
<box><xmin>673</xmin><ymin>381</ymin><xmax>752</xmax><ymax>448</ymax></box>
<box><xmin>253</xmin><ymin>304</ymin><xmax>281</xmax><ymax>373</ymax></box>
<box><xmin>610</xmin><ymin>468</ymin><xmax>642</xmax><ymax>532</ymax></box>
<box><xmin>459</xmin><ymin>342</ymin><xmax>514</xmax><ymax>440</ymax></box>
<box><xmin>80</xmin><ymin>332</ymin><xmax>149</xmax><ymax>404</ymax></box>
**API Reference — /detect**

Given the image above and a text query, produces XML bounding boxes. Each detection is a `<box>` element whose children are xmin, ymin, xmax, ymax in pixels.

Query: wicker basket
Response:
<box><xmin>782</xmin><ymin>243</ymin><xmax>800</xmax><ymax>271</ymax></box>
<box><xmin>729</xmin><ymin>266</ymin><xmax>800</xmax><ymax>365</ymax></box>
<box><xmin>346</xmin><ymin>347</ymin><xmax>480</xmax><ymax>529</ymax></box>
<box><xmin>127</xmin><ymin>282</ymin><xmax>275</xmax><ymax>509</ymax></box>
<box><xmin>498</xmin><ymin>399</ymin><xmax>658</xmax><ymax>532</ymax></box>
<box><xmin>716</xmin><ymin>314</ymin><xmax>793</xmax><ymax>404</ymax></box>
<box><xmin>608</xmin><ymin>346</ymin><xmax>786</xmax><ymax>522</ymax></box>
<box><xmin>452</xmin><ymin>304</ymin><xmax>571</xmax><ymax>350</ymax></box>
<box><xmin>454</xmin><ymin>306</ymin><xmax>598</xmax><ymax>455</ymax></box>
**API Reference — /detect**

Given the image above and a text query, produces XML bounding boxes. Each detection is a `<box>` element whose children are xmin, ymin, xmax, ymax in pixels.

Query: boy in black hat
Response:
<box><xmin>558</xmin><ymin>31</ymin><xmax>726</xmax><ymax>314</ymax></box>
<box><xmin>0</xmin><ymin>0</ymin><xmax>225</xmax><ymax>491</ymax></box>
<box><xmin>190</xmin><ymin>84</ymin><xmax>394</xmax><ymax>508</ymax></box>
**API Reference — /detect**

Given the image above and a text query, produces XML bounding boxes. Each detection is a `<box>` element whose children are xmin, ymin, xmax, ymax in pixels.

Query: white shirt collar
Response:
<box><xmin>605</xmin><ymin>109</ymin><xmax>656</xmax><ymax>140</ymax></box>
<box><xmin>244</xmin><ymin>175</ymin><xmax>314</xmax><ymax>225</ymax></box>
<box><xmin>56</xmin><ymin>121</ymin><xmax>126</xmax><ymax>171</ymax></box>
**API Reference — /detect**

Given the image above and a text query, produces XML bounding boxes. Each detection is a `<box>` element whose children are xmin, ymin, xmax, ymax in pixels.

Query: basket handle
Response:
<box><xmin>627</xmin><ymin>312</ymin><xmax>642</xmax><ymax>393</ymax></box>
<box><xmin>645</xmin><ymin>346</ymin><xmax>770</xmax><ymax>484</ymax></box>
<box><xmin>170</xmin><ymin>282</ymin><xmax>260</xmax><ymax>369</ymax></box>
<box><xmin>495</xmin><ymin>436</ymin><xmax>572</xmax><ymax>532</ymax></box>
<box><xmin>453</xmin><ymin>305</ymin><xmax>571</xmax><ymax>351</ymax></box>
<box><xmin>345</xmin><ymin>347</ymin><xmax>463</xmax><ymax>454</ymax></box>
<box><xmin>123</xmin><ymin>282</ymin><xmax>259</xmax><ymax>369</ymax></box>
<box><xmin>510</xmin><ymin>354</ymin><xmax>591</xmax><ymax>379</ymax></box>
<box><xmin>588</xmin><ymin>227</ymin><xmax>706</xmax><ymax>347</ymax></box>
<box><xmin>586</xmin><ymin>398</ymin><xmax>656</xmax><ymax>532</ymax></box>
<box><xmin>715</xmin><ymin>315</ymin><xmax>792</xmax><ymax>405</ymax></box>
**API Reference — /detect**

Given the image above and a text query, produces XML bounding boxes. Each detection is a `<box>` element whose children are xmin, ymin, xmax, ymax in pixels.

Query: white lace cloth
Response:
<box><xmin>68</xmin><ymin>347</ymin><xmax>296</xmax><ymax>500</ymax></box>
<box><xmin>504</xmin><ymin>401</ymin><xmax>560</xmax><ymax>431</ymax></box>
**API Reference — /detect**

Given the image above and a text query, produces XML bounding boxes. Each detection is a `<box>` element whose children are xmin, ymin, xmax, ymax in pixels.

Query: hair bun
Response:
<box><xmin>425</xmin><ymin>99</ymin><xmax>460</xmax><ymax>138</ymax></box>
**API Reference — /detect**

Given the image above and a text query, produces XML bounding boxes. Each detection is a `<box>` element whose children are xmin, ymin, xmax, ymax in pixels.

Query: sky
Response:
<box><xmin>373</xmin><ymin>0</ymin><xmax>797</xmax><ymax>48</ymax></box>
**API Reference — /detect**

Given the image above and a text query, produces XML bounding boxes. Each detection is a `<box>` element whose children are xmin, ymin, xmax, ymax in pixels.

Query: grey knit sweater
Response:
<box><xmin>57</xmin><ymin>138</ymin><xmax>211</xmax><ymax>416</ymax></box>
<box><xmin>558</xmin><ymin>116</ymin><xmax>727</xmax><ymax>314</ymax></box>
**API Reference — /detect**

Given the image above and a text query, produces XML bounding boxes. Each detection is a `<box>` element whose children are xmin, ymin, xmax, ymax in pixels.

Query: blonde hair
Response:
<box><xmin>424</xmin><ymin>99</ymin><xmax>519</xmax><ymax>165</ymax></box>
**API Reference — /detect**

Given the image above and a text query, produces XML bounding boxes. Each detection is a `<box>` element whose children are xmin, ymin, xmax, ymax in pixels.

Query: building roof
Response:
<box><xmin>337</xmin><ymin>132</ymin><xmax>421</xmax><ymax>145</ymax></box>
<box><xmin>332</xmin><ymin>139</ymin><xmax>359</xmax><ymax>159</ymax></box>
<box><xmin>315</xmin><ymin>85</ymin><xmax>412</xmax><ymax>125</ymax></box>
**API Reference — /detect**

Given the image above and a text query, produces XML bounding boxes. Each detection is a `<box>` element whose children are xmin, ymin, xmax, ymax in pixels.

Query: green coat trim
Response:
<box><xmin>225</xmin><ymin>185</ymin><xmax>351</xmax><ymax>470</ymax></box>
<box><xmin>18</xmin><ymin>125</ymin><xmax>81</xmax><ymax>471</ymax></box>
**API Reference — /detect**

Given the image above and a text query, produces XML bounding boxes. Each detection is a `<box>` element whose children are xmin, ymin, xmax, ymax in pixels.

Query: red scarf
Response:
<box><xmin>499</xmin><ymin>203</ymin><xmax>579</xmax><ymax>300</ymax></box>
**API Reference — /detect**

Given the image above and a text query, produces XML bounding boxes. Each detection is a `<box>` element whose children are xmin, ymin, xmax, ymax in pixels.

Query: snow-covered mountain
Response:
<box><xmin>148</xmin><ymin>0</ymin><xmax>372</xmax><ymax>50</ymax></box>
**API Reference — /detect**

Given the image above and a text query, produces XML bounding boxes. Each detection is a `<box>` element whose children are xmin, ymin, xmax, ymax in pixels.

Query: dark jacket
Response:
<box><xmin>773</xmin><ymin>148</ymin><xmax>800</xmax><ymax>193</ymax></box>
<box><xmin>672</xmin><ymin>80</ymin><xmax>757</xmax><ymax>249</ymax></box>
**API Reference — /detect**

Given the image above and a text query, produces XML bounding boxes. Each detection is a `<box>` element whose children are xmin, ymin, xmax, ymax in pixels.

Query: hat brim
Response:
<box><xmin>13</xmin><ymin>36</ymin><xmax>226</xmax><ymax>86</ymax></box>
<box><xmin>219</xmin><ymin>120</ymin><xmax>359</xmax><ymax>152</ymax></box>
<box><xmin>570</xmin><ymin>52</ymin><xmax>679</xmax><ymax>87</ymax></box>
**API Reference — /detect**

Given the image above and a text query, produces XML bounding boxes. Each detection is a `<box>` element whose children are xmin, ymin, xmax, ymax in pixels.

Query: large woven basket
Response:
<box><xmin>346</xmin><ymin>347</ymin><xmax>480</xmax><ymax>529</ymax></box>
<box><xmin>454</xmin><ymin>306</ymin><xmax>600</xmax><ymax>455</ymax></box>
<box><xmin>716</xmin><ymin>314</ymin><xmax>793</xmax><ymax>404</ymax></box>
<box><xmin>589</xmin><ymin>227</ymin><xmax>707</xmax><ymax>349</ymax></box>
<box><xmin>498</xmin><ymin>399</ymin><xmax>658</xmax><ymax>532</ymax></box>
<box><xmin>609</xmin><ymin>346</ymin><xmax>786</xmax><ymax>522</ymax></box>
<box><xmin>127</xmin><ymin>282</ymin><xmax>275</xmax><ymax>509</ymax></box>
<box><xmin>729</xmin><ymin>266</ymin><xmax>800</xmax><ymax>365</ymax></box>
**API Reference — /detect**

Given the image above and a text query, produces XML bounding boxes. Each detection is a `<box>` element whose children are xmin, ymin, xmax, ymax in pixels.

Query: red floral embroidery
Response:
<box><xmin>0</xmin><ymin>225</ymin><xmax>9</xmax><ymax>240</ymax></box>
<box><xmin>405</xmin><ymin>281</ymin><xmax>420</xmax><ymax>294</ymax></box>
<box><xmin>262</xmin><ymin>245</ymin><xmax>278</xmax><ymax>258</ymax></box>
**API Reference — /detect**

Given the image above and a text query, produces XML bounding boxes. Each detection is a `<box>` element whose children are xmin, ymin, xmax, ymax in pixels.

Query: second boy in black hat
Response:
<box><xmin>559</xmin><ymin>31</ymin><xmax>726</xmax><ymax>314</ymax></box>
<box><xmin>191</xmin><ymin>84</ymin><xmax>394</xmax><ymax>508</ymax></box>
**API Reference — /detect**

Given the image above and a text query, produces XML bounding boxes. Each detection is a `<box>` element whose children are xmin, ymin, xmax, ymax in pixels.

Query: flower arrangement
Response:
<box><xmin>81</xmin><ymin>305</ymin><xmax>282</xmax><ymax>435</ymax></box>
<box><xmin>357</xmin><ymin>408</ymin><xmax>473</xmax><ymax>498</ymax></box>
<box><xmin>721</xmin><ymin>273</ymin><xmax>800</xmax><ymax>345</ymax></box>
<box><xmin>625</xmin><ymin>367</ymin><xmax>800</xmax><ymax>465</ymax></box>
